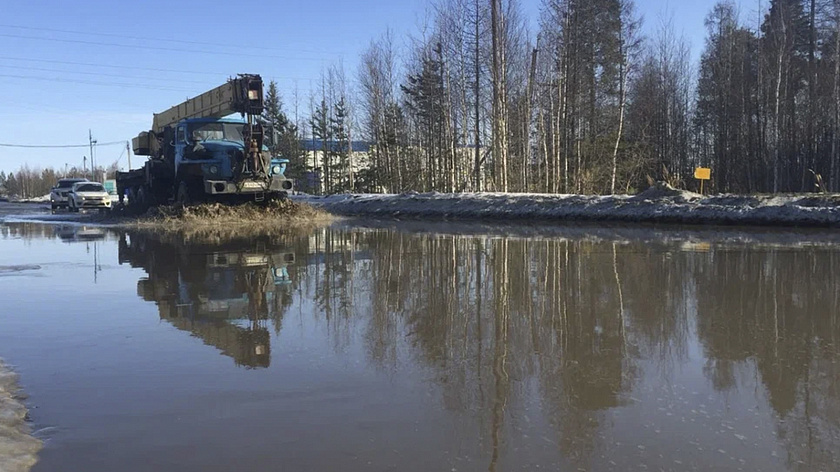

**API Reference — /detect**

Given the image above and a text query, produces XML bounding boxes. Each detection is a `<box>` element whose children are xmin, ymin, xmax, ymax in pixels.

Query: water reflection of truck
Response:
<box><xmin>118</xmin><ymin>233</ymin><xmax>295</xmax><ymax>368</ymax></box>
<box><xmin>54</xmin><ymin>224</ymin><xmax>107</xmax><ymax>243</ymax></box>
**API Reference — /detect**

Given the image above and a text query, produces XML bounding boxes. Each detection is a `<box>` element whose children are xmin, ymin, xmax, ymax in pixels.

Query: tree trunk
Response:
<box><xmin>808</xmin><ymin>0</ymin><xmax>817</xmax><ymax>189</ymax></box>
<box><xmin>834</xmin><ymin>5</ymin><xmax>840</xmax><ymax>191</ymax></box>
<box><xmin>611</xmin><ymin>33</ymin><xmax>627</xmax><ymax>195</ymax></box>
<box><xmin>774</xmin><ymin>26</ymin><xmax>785</xmax><ymax>193</ymax></box>
<box><xmin>474</xmin><ymin>0</ymin><xmax>483</xmax><ymax>192</ymax></box>
<box><xmin>490</xmin><ymin>0</ymin><xmax>508</xmax><ymax>192</ymax></box>
<box><xmin>525</xmin><ymin>46</ymin><xmax>539</xmax><ymax>193</ymax></box>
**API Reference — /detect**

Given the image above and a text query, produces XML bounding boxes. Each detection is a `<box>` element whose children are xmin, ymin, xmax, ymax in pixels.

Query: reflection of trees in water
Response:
<box><xmin>293</xmin><ymin>229</ymin><xmax>840</xmax><ymax>469</ymax></box>
<box><xmin>295</xmin><ymin>230</ymin><xmax>643</xmax><ymax>467</ymax></box>
<box><xmin>291</xmin><ymin>229</ymin><xmax>358</xmax><ymax>352</ymax></box>
<box><xmin>694</xmin><ymin>248</ymin><xmax>840</xmax><ymax>469</ymax></box>
<box><xmin>531</xmin><ymin>239</ymin><xmax>638</xmax><ymax>466</ymax></box>
<box><xmin>619</xmin><ymin>244</ymin><xmax>693</xmax><ymax>375</ymax></box>
<box><xmin>2</xmin><ymin>223</ymin><xmax>57</xmax><ymax>241</ymax></box>
<box><xmin>1</xmin><ymin>222</ymin><xmax>113</xmax><ymax>244</ymax></box>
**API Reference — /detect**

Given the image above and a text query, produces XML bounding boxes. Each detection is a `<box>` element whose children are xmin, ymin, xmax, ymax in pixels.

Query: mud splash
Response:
<box><xmin>0</xmin><ymin>360</ymin><xmax>41</xmax><ymax>472</ymax></box>
<box><xmin>141</xmin><ymin>199</ymin><xmax>326</xmax><ymax>223</ymax></box>
<box><xmin>125</xmin><ymin>200</ymin><xmax>333</xmax><ymax>242</ymax></box>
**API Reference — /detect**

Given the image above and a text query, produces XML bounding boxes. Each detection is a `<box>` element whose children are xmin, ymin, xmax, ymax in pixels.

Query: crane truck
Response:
<box><xmin>117</xmin><ymin>74</ymin><xmax>293</xmax><ymax>212</ymax></box>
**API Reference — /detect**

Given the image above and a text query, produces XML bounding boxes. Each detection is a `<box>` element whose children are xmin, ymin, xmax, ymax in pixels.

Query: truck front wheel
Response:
<box><xmin>127</xmin><ymin>187</ymin><xmax>140</xmax><ymax>214</ymax></box>
<box><xmin>176</xmin><ymin>181</ymin><xmax>192</xmax><ymax>206</ymax></box>
<box><xmin>135</xmin><ymin>186</ymin><xmax>150</xmax><ymax>213</ymax></box>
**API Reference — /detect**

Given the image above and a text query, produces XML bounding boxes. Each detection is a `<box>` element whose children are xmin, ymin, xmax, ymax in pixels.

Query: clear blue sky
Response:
<box><xmin>0</xmin><ymin>0</ymin><xmax>733</xmax><ymax>174</ymax></box>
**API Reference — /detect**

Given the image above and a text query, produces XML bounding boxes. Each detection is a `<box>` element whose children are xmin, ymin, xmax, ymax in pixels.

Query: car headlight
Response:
<box><xmin>271</xmin><ymin>165</ymin><xmax>281</xmax><ymax>175</ymax></box>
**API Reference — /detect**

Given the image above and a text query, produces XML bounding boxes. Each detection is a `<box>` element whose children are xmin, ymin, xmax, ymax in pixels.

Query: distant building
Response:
<box><xmin>298</xmin><ymin>139</ymin><xmax>372</xmax><ymax>194</ymax></box>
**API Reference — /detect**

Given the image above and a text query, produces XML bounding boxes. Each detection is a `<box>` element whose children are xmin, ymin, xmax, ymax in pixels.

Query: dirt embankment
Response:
<box><xmin>298</xmin><ymin>183</ymin><xmax>840</xmax><ymax>228</ymax></box>
<box><xmin>123</xmin><ymin>199</ymin><xmax>333</xmax><ymax>241</ymax></box>
<box><xmin>0</xmin><ymin>199</ymin><xmax>333</xmax><ymax>242</ymax></box>
<box><xmin>0</xmin><ymin>361</ymin><xmax>41</xmax><ymax>472</ymax></box>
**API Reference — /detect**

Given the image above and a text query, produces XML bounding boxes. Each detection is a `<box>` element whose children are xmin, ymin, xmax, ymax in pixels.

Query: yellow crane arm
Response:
<box><xmin>152</xmin><ymin>74</ymin><xmax>264</xmax><ymax>133</ymax></box>
<box><xmin>133</xmin><ymin>74</ymin><xmax>263</xmax><ymax>156</ymax></box>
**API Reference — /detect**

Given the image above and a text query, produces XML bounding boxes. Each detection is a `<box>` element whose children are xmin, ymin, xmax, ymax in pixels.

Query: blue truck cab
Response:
<box><xmin>175</xmin><ymin>117</ymin><xmax>294</xmax><ymax>199</ymax></box>
<box><xmin>176</xmin><ymin>117</ymin><xmax>246</xmax><ymax>181</ymax></box>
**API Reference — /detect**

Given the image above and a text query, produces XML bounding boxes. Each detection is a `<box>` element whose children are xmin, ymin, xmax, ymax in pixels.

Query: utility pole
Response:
<box><xmin>89</xmin><ymin>130</ymin><xmax>94</xmax><ymax>180</ymax></box>
<box><xmin>83</xmin><ymin>156</ymin><xmax>87</xmax><ymax>177</ymax></box>
<box><xmin>89</xmin><ymin>129</ymin><xmax>97</xmax><ymax>182</ymax></box>
<box><xmin>126</xmin><ymin>141</ymin><xmax>132</xmax><ymax>170</ymax></box>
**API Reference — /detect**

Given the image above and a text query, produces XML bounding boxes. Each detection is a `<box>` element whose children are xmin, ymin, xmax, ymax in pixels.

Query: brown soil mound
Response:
<box><xmin>125</xmin><ymin>200</ymin><xmax>333</xmax><ymax>241</ymax></box>
<box><xmin>144</xmin><ymin>199</ymin><xmax>326</xmax><ymax>223</ymax></box>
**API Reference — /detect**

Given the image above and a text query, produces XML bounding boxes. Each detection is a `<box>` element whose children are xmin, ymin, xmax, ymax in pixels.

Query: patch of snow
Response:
<box><xmin>0</xmin><ymin>360</ymin><xmax>41</xmax><ymax>472</ymax></box>
<box><xmin>14</xmin><ymin>195</ymin><xmax>50</xmax><ymax>203</ymax></box>
<box><xmin>294</xmin><ymin>185</ymin><xmax>840</xmax><ymax>228</ymax></box>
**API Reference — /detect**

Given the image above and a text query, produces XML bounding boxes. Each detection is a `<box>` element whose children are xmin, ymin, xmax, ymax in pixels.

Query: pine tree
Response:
<box><xmin>5</xmin><ymin>172</ymin><xmax>18</xmax><ymax>197</ymax></box>
<box><xmin>403</xmin><ymin>43</ymin><xmax>448</xmax><ymax>191</ymax></box>
<box><xmin>310</xmin><ymin>99</ymin><xmax>332</xmax><ymax>194</ymax></box>
<box><xmin>761</xmin><ymin>0</ymin><xmax>809</xmax><ymax>191</ymax></box>
<box><xmin>263</xmin><ymin>80</ymin><xmax>288</xmax><ymax>155</ymax></box>
<box><xmin>331</xmin><ymin>97</ymin><xmax>351</xmax><ymax>192</ymax></box>
<box><xmin>263</xmin><ymin>80</ymin><xmax>305</xmax><ymax>180</ymax></box>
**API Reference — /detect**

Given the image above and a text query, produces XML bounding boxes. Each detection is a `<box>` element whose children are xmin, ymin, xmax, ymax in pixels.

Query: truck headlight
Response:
<box><xmin>209</xmin><ymin>165</ymin><xmax>219</xmax><ymax>175</ymax></box>
<box><xmin>271</xmin><ymin>165</ymin><xmax>281</xmax><ymax>175</ymax></box>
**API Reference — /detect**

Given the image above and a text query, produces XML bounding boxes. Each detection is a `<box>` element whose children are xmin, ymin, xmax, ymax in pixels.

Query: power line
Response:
<box><xmin>0</xmin><ymin>73</ymin><xmax>196</xmax><ymax>92</ymax></box>
<box><xmin>0</xmin><ymin>141</ymin><xmax>125</xmax><ymax>149</ymax></box>
<box><xmin>0</xmin><ymin>56</ymin><xmax>318</xmax><ymax>82</ymax></box>
<box><xmin>0</xmin><ymin>33</ymin><xmax>329</xmax><ymax>61</ymax></box>
<box><xmin>0</xmin><ymin>24</ymin><xmax>346</xmax><ymax>56</ymax></box>
<box><xmin>0</xmin><ymin>64</ymin><xmax>211</xmax><ymax>85</ymax></box>
<box><xmin>0</xmin><ymin>55</ymin><xmax>228</xmax><ymax>77</ymax></box>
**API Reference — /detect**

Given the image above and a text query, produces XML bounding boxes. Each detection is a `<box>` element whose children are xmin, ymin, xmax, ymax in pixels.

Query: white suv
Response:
<box><xmin>67</xmin><ymin>181</ymin><xmax>112</xmax><ymax>212</ymax></box>
<box><xmin>50</xmin><ymin>178</ymin><xmax>88</xmax><ymax>210</ymax></box>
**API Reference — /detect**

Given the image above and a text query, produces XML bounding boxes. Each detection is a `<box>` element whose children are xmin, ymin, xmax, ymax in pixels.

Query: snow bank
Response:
<box><xmin>0</xmin><ymin>360</ymin><xmax>41</xmax><ymax>472</ymax></box>
<box><xmin>296</xmin><ymin>185</ymin><xmax>840</xmax><ymax>227</ymax></box>
<box><xmin>13</xmin><ymin>195</ymin><xmax>50</xmax><ymax>204</ymax></box>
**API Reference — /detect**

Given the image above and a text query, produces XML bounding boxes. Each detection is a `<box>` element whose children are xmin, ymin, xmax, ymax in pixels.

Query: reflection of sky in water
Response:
<box><xmin>0</xmin><ymin>222</ymin><xmax>838</xmax><ymax>472</ymax></box>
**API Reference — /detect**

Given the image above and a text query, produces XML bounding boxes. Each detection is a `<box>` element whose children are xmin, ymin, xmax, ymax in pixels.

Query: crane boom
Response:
<box><xmin>152</xmin><ymin>74</ymin><xmax>264</xmax><ymax>133</ymax></box>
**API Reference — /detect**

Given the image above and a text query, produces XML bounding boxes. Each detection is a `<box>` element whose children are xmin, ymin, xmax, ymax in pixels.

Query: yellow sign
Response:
<box><xmin>694</xmin><ymin>167</ymin><xmax>711</xmax><ymax>180</ymax></box>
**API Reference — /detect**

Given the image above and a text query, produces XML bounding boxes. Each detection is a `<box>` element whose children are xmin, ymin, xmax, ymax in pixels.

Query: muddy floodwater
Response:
<box><xmin>1</xmin><ymin>219</ymin><xmax>839</xmax><ymax>471</ymax></box>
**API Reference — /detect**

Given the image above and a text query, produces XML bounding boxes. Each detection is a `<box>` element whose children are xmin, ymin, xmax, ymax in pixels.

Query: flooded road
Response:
<box><xmin>1</xmin><ymin>220</ymin><xmax>839</xmax><ymax>471</ymax></box>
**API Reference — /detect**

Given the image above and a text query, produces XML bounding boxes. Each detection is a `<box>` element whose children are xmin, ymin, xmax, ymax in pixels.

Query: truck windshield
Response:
<box><xmin>189</xmin><ymin>123</ymin><xmax>244</xmax><ymax>142</ymax></box>
<box><xmin>76</xmin><ymin>184</ymin><xmax>104</xmax><ymax>192</ymax></box>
